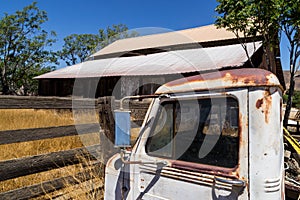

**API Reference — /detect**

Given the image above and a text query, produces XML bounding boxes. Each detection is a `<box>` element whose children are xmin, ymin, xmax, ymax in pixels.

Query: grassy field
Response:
<box><xmin>0</xmin><ymin>109</ymin><xmax>74</xmax><ymax>130</ymax></box>
<box><xmin>0</xmin><ymin>109</ymin><xmax>101</xmax><ymax>130</ymax></box>
<box><xmin>0</xmin><ymin>109</ymin><xmax>103</xmax><ymax>199</ymax></box>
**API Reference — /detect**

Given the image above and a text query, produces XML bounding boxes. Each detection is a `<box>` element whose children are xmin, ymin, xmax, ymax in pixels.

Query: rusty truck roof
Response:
<box><xmin>155</xmin><ymin>68</ymin><xmax>282</xmax><ymax>94</ymax></box>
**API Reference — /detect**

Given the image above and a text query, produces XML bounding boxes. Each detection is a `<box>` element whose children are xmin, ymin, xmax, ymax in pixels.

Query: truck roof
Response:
<box><xmin>155</xmin><ymin>68</ymin><xmax>282</xmax><ymax>94</ymax></box>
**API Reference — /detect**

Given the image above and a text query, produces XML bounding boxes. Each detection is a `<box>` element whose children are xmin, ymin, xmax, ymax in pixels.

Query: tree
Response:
<box><xmin>59</xmin><ymin>34</ymin><xmax>99</xmax><ymax>66</ymax></box>
<box><xmin>0</xmin><ymin>2</ymin><xmax>57</xmax><ymax>95</ymax></box>
<box><xmin>215</xmin><ymin>0</ymin><xmax>300</xmax><ymax>127</ymax></box>
<box><xmin>59</xmin><ymin>24</ymin><xmax>138</xmax><ymax>66</ymax></box>
<box><xmin>284</xmin><ymin>91</ymin><xmax>300</xmax><ymax>109</ymax></box>
<box><xmin>215</xmin><ymin>0</ymin><xmax>281</xmax><ymax>69</ymax></box>
<box><xmin>280</xmin><ymin>0</ymin><xmax>300</xmax><ymax>126</ymax></box>
<box><xmin>97</xmin><ymin>24</ymin><xmax>135</xmax><ymax>49</ymax></box>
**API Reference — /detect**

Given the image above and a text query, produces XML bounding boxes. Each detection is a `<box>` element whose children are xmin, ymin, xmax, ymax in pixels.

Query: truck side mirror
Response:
<box><xmin>114</xmin><ymin>110</ymin><xmax>131</xmax><ymax>148</ymax></box>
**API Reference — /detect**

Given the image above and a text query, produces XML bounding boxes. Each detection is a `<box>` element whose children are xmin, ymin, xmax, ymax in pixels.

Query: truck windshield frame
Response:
<box><xmin>145</xmin><ymin>96</ymin><xmax>240</xmax><ymax>169</ymax></box>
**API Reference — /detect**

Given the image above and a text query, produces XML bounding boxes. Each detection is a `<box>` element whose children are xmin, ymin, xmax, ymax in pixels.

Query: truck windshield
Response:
<box><xmin>146</xmin><ymin>97</ymin><xmax>239</xmax><ymax>168</ymax></box>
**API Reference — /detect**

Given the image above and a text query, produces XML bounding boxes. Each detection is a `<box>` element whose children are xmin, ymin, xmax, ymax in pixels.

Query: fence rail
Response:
<box><xmin>0</xmin><ymin>95</ymin><xmax>98</xmax><ymax>109</ymax></box>
<box><xmin>0</xmin><ymin>162</ymin><xmax>103</xmax><ymax>200</ymax></box>
<box><xmin>0</xmin><ymin>145</ymin><xmax>100</xmax><ymax>182</ymax></box>
<box><xmin>0</xmin><ymin>123</ymin><xmax>99</xmax><ymax>145</ymax></box>
<box><xmin>0</xmin><ymin>95</ymin><xmax>151</xmax><ymax>109</ymax></box>
<box><xmin>286</xmin><ymin>121</ymin><xmax>300</xmax><ymax>135</ymax></box>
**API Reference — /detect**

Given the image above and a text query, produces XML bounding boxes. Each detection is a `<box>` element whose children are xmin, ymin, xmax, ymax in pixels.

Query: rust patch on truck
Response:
<box><xmin>256</xmin><ymin>91</ymin><xmax>272</xmax><ymax>123</ymax></box>
<box><xmin>256</xmin><ymin>99</ymin><xmax>264</xmax><ymax>109</ymax></box>
<box><xmin>165</xmin><ymin>68</ymin><xmax>276</xmax><ymax>87</ymax></box>
<box><xmin>170</xmin><ymin>160</ymin><xmax>239</xmax><ymax>179</ymax></box>
<box><xmin>156</xmin><ymin>68</ymin><xmax>283</xmax><ymax>95</ymax></box>
<box><xmin>238</xmin><ymin>111</ymin><xmax>247</xmax><ymax>154</ymax></box>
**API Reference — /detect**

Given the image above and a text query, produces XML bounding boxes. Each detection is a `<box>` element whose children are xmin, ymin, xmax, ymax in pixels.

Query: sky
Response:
<box><xmin>0</xmin><ymin>0</ymin><xmax>290</xmax><ymax>70</ymax></box>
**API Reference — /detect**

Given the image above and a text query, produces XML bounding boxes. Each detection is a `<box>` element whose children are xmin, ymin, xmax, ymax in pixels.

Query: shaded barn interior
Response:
<box><xmin>35</xmin><ymin>24</ymin><xmax>285</xmax><ymax>99</ymax></box>
<box><xmin>38</xmin><ymin>75</ymin><xmax>183</xmax><ymax>99</ymax></box>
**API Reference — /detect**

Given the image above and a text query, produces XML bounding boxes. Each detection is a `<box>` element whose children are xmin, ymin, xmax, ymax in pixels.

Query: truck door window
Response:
<box><xmin>147</xmin><ymin>103</ymin><xmax>173</xmax><ymax>157</ymax></box>
<box><xmin>146</xmin><ymin>97</ymin><xmax>239</xmax><ymax>168</ymax></box>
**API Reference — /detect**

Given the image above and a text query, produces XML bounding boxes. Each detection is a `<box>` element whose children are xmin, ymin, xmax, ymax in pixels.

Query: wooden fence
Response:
<box><xmin>287</xmin><ymin>121</ymin><xmax>300</xmax><ymax>135</ymax></box>
<box><xmin>0</xmin><ymin>95</ymin><xmax>150</xmax><ymax>199</ymax></box>
<box><xmin>0</xmin><ymin>124</ymin><xmax>102</xmax><ymax>199</ymax></box>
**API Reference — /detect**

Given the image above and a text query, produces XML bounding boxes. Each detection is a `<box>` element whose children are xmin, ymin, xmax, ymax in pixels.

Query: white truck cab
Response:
<box><xmin>105</xmin><ymin>68</ymin><xmax>284</xmax><ymax>200</ymax></box>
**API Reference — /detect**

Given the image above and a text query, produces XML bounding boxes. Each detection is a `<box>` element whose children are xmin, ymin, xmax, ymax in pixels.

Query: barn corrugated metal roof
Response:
<box><xmin>35</xmin><ymin>42</ymin><xmax>261</xmax><ymax>79</ymax></box>
<box><xmin>90</xmin><ymin>24</ymin><xmax>240</xmax><ymax>58</ymax></box>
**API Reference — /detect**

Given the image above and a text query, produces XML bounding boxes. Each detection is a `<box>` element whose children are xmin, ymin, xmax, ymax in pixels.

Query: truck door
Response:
<box><xmin>132</xmin><ymin>90</ymin><xmax>249</xmax><ymax>199</ymax></box>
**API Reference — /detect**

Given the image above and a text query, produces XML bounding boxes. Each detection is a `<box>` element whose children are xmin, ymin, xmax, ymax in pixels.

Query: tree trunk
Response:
<box><xmin>0</xmin><ymin>66</ymin><xmax>10</xmax><ymax>95</ymax></box>
<box><xmin>1</xmin><ymin>76</ymin><xmax>10</xmax><ymax>95</ymax></box>
<box><xmin>283</xmin><ymin>75</ymin><xmax>295</xmax><ymax>127</ymax></box>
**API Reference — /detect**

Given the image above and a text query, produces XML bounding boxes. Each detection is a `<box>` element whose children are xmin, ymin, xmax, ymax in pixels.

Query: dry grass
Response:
<box><xmin>0</xmin><ymin>109</ymin><xmax>99</xmax><ymax>131</ymax></box>
<box><xmin>1</xmin><ymin>164</ymin><xmax>81</xmax><ymax>193</ymax></box>
<box><xmin>41</xmin><ymin>156</ymin><xmax>105</xmax><ymax>200</ymax></box>
<box><xmin>0</xmin><ymin>109</ymin><xmax>74</xmax><ymax>130</ymax></box>
<box><xmin>0</xmin><ymin>133</ymin><xmax>100</xmax><ymax>161</ymax></box>
<box><xmin>0</xmin><ymin>108</ymin><xmax>103</xmax><ymax>199</ymax></box>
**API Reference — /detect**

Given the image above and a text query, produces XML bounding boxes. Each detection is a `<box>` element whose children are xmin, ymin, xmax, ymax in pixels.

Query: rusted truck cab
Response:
<box><xmin>105</xmin><ymin>68</ymin><xmax>284</xmax><ymax>199</ymax></box>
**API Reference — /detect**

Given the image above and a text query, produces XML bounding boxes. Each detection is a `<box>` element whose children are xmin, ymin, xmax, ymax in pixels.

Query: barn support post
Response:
<box><xmin>97</xmin><ymin>96</ymin><xmax>115</xmax><ymax>143</ymax></box>
<box><xmin>97</xmin><ymin>96</ymin><xmax>118</xmax><ymax>163</ymax></box>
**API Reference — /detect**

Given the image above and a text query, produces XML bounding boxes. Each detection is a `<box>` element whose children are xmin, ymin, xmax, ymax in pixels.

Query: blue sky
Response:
<box><xmin>0</xmin><ymin>0</ymin><xmax>290</xmax><ymax>70</ymax></box>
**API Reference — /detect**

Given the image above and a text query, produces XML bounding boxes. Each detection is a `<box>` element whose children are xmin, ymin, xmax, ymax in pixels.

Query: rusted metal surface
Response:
<box><xmin>170</xmin><ymin>160</ymin><xmax>239</xmax><ymax>179</ymax></box>
<box><xmin>35</xmin><ymin>42</ymin><xmax>260</xmax><ymax>79</ymax></box>
<box><xmin>255</xmin><ymin>90</ymin><xmax>273</xmax><ymax>123</ymax></box>
<box><xmin>156</xmin><ymin>68</ymin><xmax>282</xmax><ymax>94</ymax></box>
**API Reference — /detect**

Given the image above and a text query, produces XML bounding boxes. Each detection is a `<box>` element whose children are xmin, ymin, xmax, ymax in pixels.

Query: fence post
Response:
<box><xmin>97</xmin><ymin>96</ymin><xmax>115</xmax><ymax>143</ymax></box>
<box><xmin>97</xmin><ymin>96</ymin><xmax>118</xmax><ymax>164</ymax></box>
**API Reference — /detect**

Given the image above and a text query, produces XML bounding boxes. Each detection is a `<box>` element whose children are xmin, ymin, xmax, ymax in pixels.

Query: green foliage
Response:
<box><xmin>292</xmin><ymin>91</ymin><xmax>300</xmax><ymax>109</ymax></box>
<box><xmin>215</xmin><ymin>0</ymin><xmax>282</xmax><ymax>64</ymax></box>
<box><xmin>59</xmin><ymin>34</ymin><xmax>99</xmax><ymax>66</ymax></box>
<box><xmin>215</xmin><ymin>0</ymin><xmax>281</xmax><ymax>39</ymax></box>
<box><xmin>215</xmin><ymin>0</ymin><xmax>280</xmax><ymax>68</ymax></box>
<box><xmin>284</xmin><ymin>91</ymin><xmax>300</xmax><ymax>109</ymax></box>
<box><xmin>0</xmin><ymin>2</ymin><xmax>57</xmax><ymax>95</ymax></box>
<box><xmin>59</xmin><ymin>24</ymin><xmax>138</xmax><ymax>66</ymax></box>
<box><xmin>283</xmin><ymin>93</ymin><xmax>288</xmax><ymax>103</ymax></box>
<box><xmin>97</xmin><ymin>24</ymin><xmax>138</xmax><ymax>49</ymax></box>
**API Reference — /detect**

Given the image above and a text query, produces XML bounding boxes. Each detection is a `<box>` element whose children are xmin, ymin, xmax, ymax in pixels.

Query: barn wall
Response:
<box><xmin>96</xmin><ymin>77</ymin><xmax>121</xmax><ymax>98</ymax></box>
<box><xmin>120</xmin><ymin>76</ymin><xmax>170</xmax><ymax>98</ymax></box>
<box><xmin>38</xmin><ymin>74</ymin><xmax>209</xmax><ymax>98</ymax></box>
<box><xmin>119</xmin><ymin>75</ymin><xmax>184</xmax><ymax>99</ymax></box>
<box><xmin>38</xmin><ymin>79</ymin><xmax>74</xmax><ymax>97</ymax></box>
<box><xmin>120</xmin><ymin>77</ymin><xmax>141</xmax><ymax>97</ymax></box>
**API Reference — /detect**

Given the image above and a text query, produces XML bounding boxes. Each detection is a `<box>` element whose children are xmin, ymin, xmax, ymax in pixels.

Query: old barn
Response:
<box><xmin>35</xmin><ymin>24</ymin><xmax>284</xmax><ymax>99</ymax></box>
